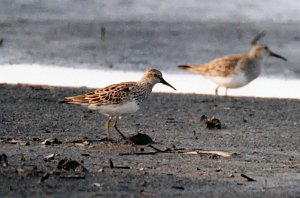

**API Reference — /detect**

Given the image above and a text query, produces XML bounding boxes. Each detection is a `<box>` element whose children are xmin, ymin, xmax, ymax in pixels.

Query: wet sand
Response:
<box><xmin>0</xmin><ymin>84</ymin><xmax>299</xmax><ymax>197</ymax></box>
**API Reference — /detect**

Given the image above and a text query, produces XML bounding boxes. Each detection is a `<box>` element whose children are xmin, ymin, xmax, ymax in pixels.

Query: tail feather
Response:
<box><xmin>58</xmin><ymin>95</ymin><xmax>88</xmax><ymax>104</ymax></box>
<box><xmin>177</xmin><ymin>65</ymin><xmax>192</xmax><ymax>70</ymax></box>
<box><xmin>177</xmin><ymin>64</ymin><xmax>203</xmax><ymax>74</ymax></box>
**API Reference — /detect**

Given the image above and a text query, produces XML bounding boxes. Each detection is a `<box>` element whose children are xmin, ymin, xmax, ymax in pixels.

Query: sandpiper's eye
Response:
<box><xmin>154</xmin><ymin>74</ymin><xmax>159</xmax><ymax>78</ymax></box>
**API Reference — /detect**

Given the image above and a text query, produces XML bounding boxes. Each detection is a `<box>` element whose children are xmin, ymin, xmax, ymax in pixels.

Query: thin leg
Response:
<box><xmin>104</xmin><ymin>117</ymin><xmax>112</xmax><ymax>143</ymax></box>
<box><xmin>225</xmin><ymin>88</ymin><xmax>228</xmax><ymax>96</ymax></box>
<box><xmin>112</xmin><ymin>116</ymin><xmax>131</xmax><ymax>142</ymax></box>
<box><xmin>215</xmin><ymin>85</ymin><xmax>220</xmax><ymax>95</ymax></box>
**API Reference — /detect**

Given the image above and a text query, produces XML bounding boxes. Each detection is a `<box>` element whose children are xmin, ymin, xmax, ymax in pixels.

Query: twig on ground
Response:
<box><xmin>241</xmin><ymin>173</ymin><xmax>256</xmax><ymax>181</ymax></box>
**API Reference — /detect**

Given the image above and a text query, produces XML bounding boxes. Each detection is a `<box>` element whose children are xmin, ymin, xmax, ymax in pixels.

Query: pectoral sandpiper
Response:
<box><xmin>178</xmin><ymin>32</ymin><xmax>287</xmax><ymax>95</ymax></box>
<box><xmin>60</xmin><ymin>68</ymin><xmax>176</xmax><ymax>143</ymax></box>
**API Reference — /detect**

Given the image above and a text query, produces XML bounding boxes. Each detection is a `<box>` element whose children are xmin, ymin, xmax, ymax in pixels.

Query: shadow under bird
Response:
<box><xmin>59</xmin><ymin>68</ymin><xmax>176</xmax><ymax>143</ymax></box>
<box><xmin>178</xmin><ymin>32</ymin><xmax>287</xmax><ymax>95</ymax></box>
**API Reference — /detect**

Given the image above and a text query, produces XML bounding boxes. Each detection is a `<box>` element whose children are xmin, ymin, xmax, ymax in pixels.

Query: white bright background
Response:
<box><xmin>1</xmin><ymin>64</ymin><xmax>299</xmax><ymax>99</ymax></box>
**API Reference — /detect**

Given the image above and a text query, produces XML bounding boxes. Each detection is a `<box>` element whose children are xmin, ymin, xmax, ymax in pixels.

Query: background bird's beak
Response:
<box><xmin>270</xmin><ymin>51</ymin><xmax>287</xmax><ymax>61</ymax></box>
<box><xmin>160</xmin><ymin>78</ymin><xmax>176</xmax><ymax>91</ymax></box>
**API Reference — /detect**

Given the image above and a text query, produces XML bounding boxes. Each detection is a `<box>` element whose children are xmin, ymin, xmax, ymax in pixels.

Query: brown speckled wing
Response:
<box><xmin>63</xmin><ymin>82</ymin><xmax>138</xmax><ymax>105</ymax></box>
<box><xmin>192</xmin><ymin>55</ymin><xmax>244</xmax><ymax>77</ymax></box>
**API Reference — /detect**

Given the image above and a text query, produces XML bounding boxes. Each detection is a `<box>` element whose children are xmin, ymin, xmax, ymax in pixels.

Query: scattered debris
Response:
<box><xmin>0</xmin><ymin>38</ymin><xmax>3</xmax><ymax>47</ymax></box>
<box><xmin>129</xmin><ymin>133</ymin><xmax>153</xmax><ymax>145</ymax></box>
<box><xmin>92</xmin><ymin>182</ymin><xmax>102</xmax><ymax>187</ymax></box>
<box><xmin>140</xmin><ymin>189</ymin><xmax>156</xmax><ymax>196</ymax></box>
<box><xmin>81</xmin><ymin>153</ymin><xmax>90</xmax><ymax>157</ymax></box>
<box><xmin>5</xmin><ymin>139</ymin><xmax>30</xmax><ymax>145</ymax></box>
<box><xmin>241</xmin><ymin>173</ymin><xmax>256</xmax><ymax>182</ymax></box>
<box><xmin>119</xmin><ymin>145</ymin><xmax>176</xmax><ymax>156</ymax></box>
<box><xmin>8</xmin><ymin>139</ymin><xmax>20</xmax><ymax>144</ymax></box>
<box><xmin>44</xmin><ymin>154</ymin><xmax>55</xmax><ymax>162</ymax></box>
<box><xmin>42</xmin><ymin>138</ymin><xmax>62</xmax><ymax>145</ymax></box>
<box><xmin>16</xmin><ymin>167</ymin><xmax>30</xmax><ymax>175</ymax></box>
<box><xmin>19</xmin><ymin>154</ymin><xmax>26</xmax><ymax>161</ymax></box>
<box><xmin>39</xmin><ymin>157</ymin><xmax>87</xmax><ymax>182</ymax></box>
<box><xmin>71</xmin><ymin>139</ymin><xmax>90</xmax><ymax>147</ymax></box>
<box><xmin>38</xmin><ymin>159</ymin><xmax>88</xmax><ymax>183</ymax></box>
<box><xmin>0</xmin><ymin>138</ymin><xmax>10</xmax><ymax>143</ymax></box>
<box><xmin>201</xmin><ymin>115</ymin><xmax>221</xmax><ymax>129</ymax></box>
<box><xmin>172</xmin><ymin>186</ymin><xmax>185</xmax><ymax>190</ymax></box>
<box><xmin>166</xmin><ymin>117</ymin><xmax>178</xmax><ymax>123</ymax></box>
<box><xmin>57</xmin><ymin>157</ymin><xmax>88</xmax><ymax>172</ymax></box>
<box><xmin>193</xmin><ymin>130</ymin><xmax>198</xmax><ymax>139</ymax></box>
<box><xmin>225</xmin><ymin>173</ymin><xmax>235</xmax><ymax>178</ymax></box>
<box><xmin>148</xmin><ymin>145</ymin><xmax>172</xmax><ymax>153</ymax></box>
<box><xmin>32</xmin><ymin>137</ymin><xmax>41</xmax><ymax>142</ymax></box>
<box><xmin>109</xmin><ymin>159</ymin><xmax>130</xmax><ymax>169</ymax></box>
<box><xmin>184</xmin><ymin>150</ymin><xmax>234</xmax><ymax>158</ymax></box>
<box><xmin>0</xmin><ymin>153</ymin><xmax>8</xmax><ymax>167</ymax></box>
<box><xmin>38</xmin><ymin>171</ymin><xmax>52</xmax><ymax>184</ymax></box>
<box><xmin>109</xmin><ymin>159</ymin><xmax>114</xmax><ymax>168</ymax></box>
<box><xmin>16</xmin><ymin>165</ymin><xmax>37</xmax><ymax>176</ymax></box>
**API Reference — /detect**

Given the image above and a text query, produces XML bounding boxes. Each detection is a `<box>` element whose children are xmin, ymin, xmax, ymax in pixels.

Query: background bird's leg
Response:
<box><xmin>104</xmin><ymin>117</ymin><xmax>112</xmax><ymax>143</ymax></box>
<box><xmin>113</xmin><ymin>116</ymin><xmax>131</xmax><ymax>142</ymax></box>
<box><xmin>225</xmin><ymin>88</ymin><xmax>228</xmax><ymax>96</ymax></box>
<box><xmin>215</xmin><ymin>85</ymin><xmax>220</xmax><ymax>95</ymax></box>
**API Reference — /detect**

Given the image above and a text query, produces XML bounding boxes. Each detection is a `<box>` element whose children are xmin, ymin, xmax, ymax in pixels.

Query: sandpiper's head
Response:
<box><xmin>249</xmin><ymin>32</ymin><xmax>287</xmax><ymax>61</ymax></box>
<box><xmin>250</xmin><ymin>45</ymin><xmax>287</xmax><ymax>61</ymax></box>
<box><xmin>142</xmin><ymin>68</ymin><xmax>176</xmax><ymax>90</ymax></box>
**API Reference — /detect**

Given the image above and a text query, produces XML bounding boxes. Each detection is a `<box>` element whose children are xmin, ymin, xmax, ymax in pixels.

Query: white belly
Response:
<box><xmin>207</xmin><ymin>72</ymin><xmax>249</xmax><ymax>88</ymax></box>
<box><xmin>87</xmin><ymin>101</ymin><xmax>140</xmax><ymax>116</ymax></box>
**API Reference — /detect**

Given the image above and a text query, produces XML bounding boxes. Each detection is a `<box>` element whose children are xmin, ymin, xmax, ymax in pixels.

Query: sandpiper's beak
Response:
<box><xmin>270</xmin><ymin>51</ymin><xmax>287</xmax><ymax>61</ymax></box>
<box><xmin>160</xmin><ymin>77</ymin><xmax>176</xmax><ymax>91</ymax></box>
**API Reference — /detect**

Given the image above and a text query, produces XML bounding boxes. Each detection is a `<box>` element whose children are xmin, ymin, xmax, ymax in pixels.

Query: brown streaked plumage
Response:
<box><xmin>60</xmin><ymin>68</ymin><xmax>176</xmax><ymax>143</ymax></box>
<box><xmin>178</xmin><ymin>32</ymin><xmax>287</xmax><ymax>95</ymax></box>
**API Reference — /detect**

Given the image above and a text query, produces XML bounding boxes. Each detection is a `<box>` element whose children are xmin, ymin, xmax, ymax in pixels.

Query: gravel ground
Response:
<box><xmin>0</xmin><ymin>84</ymin><xmax>299</xmax><ymax>197</ymax></box>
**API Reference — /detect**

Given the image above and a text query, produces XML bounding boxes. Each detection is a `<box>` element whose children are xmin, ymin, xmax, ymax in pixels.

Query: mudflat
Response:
<box><xmin>0</xmin><ymin>84</ymin><xmax>299</xmax><ymax>197</ymax></box>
